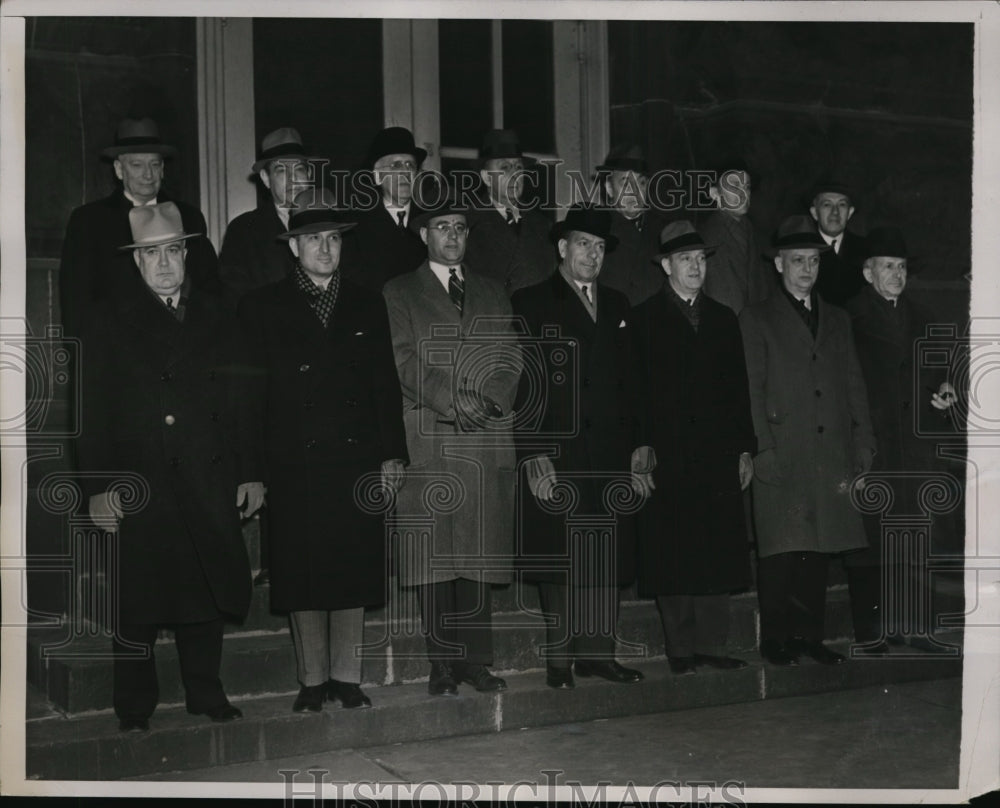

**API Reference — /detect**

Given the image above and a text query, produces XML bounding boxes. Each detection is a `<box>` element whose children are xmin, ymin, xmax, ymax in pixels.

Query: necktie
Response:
<box><xmin>581</xmin><ymin>284</ymin><xmax>591</xmax><ymax>304</ymax></box>
<box><xmin>165</xmin><ymin>297</ymin><xmax>175</xmax><ymax>311</ymax></box>
<box><xmin>505</xmin><ymin>208</ymin><xmax>516</xmax><ymax>225</ymax></box>
<box><xmin>448</xmin><ymin>268</ymin><xmax>464</xmax><ymax>314</ymax></box>
<box><xmin>396</xmin><ymin>210</ymin><xmax>406</xmax><ymax>228</ymax></box>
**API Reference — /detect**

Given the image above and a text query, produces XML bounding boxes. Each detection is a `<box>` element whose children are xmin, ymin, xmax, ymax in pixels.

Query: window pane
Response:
<box><xmin>439</xmin><ymin>20</ymin><xmax>493</xmax><ymax>148</ymax></box>
<box><xmin>501</xmin><ymin>20</ymin><xmax>554</xmax><ymax>154</ymax></box>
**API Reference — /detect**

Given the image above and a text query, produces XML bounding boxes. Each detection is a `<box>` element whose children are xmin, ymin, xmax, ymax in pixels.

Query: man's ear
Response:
<box><xmin>132</xmin><ymin>250</ymin><xmax>141</xmax><ymax>269</ymax></box>
<box><xmin>259</xmin><ymin>169</ymin><xmax>272</xmax><ymax>190</ymax></box>
<box><xmin>862</xmin><ymin>261</ymin><xmax>873</xmax><ymax>285</ymax></box>
<box><xmin>558</xmin><ymin>238</ymin><xmax>568</xmax><ymax>260</ymax></box>
<box><xmin>809</xmin><ymin>205</ymin><xmax>819</xmax><ymax>223</ymax></box>
<box><xmin>847</xmin><ymin>206</ymin><xmax>856</xmax><ymax>222</ymax></box>
<box><xmin>114</xmin><ymin>159</ymin><xmax>124</xmax><ymax>182</ymax></box>
<box><xmin>773</xmin><ymin>255</ymin><xmax>784</xmax><ymax>275</ymax></box>
<box><xmin>708</xmin><ymin>185</ymin><xmax>721</xmax><ymax>206</ymax></box>
<box><xmin>420</xmin><ymin>227</ymin><xmax>429</xmax><ymax>246</ymax></box>
<box><xmin>660</xmin><ymin>257</ymin><xmax>672</xmax><ymax>276</ymax></box>
<box><xmin>288</xmin><ymin>238</ymin><xmax>299</xmax><ymax>259</ymax></box>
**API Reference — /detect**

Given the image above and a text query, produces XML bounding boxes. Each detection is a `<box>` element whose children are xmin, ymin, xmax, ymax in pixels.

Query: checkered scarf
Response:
<box><xmin>293</xmin><ymin>265</ymin><xmax>340</xmax><ymax>328</ymax></box>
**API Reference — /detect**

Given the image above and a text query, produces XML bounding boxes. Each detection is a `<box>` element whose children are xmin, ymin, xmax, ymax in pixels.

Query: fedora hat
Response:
<box><xmin>120</xmin><ymin>202</ymin><xmax>200</xmax><ymax>250</ymax></box>
<box><xmin>278</xmin><ymin>189</ymin><xmax>357</xmax><ymax>240</ymax></box>
<box><xmin>769</xmin><ymin>214</ymin><xmax>832</xmax><ymax>255</ymax></box>
<box><xmin>805</xmin><ymin>178</ymin><xmax>855</xmax><ymax>207</ymax></box>
<box><xmin>412</xmin><ymin>182</ymin><xmax>470</xmax><ymax>229</ymax></box>
<box><xmin>364</xmin><ymin>127</ymin><xmax>428</xmax><ymax>170</ymax></box>
<box><xmin>863</xmin><ymin>226</ymin><xmax>918</xmax><ymax>273</ymax></box>
<box><xmin>550</xmin><ymin>205</ymin><xmax>619</xmax><ymax>251</ymax></box>
<box><xmin>651</xmin><ymin>221</ymin><xmax>716</xmax><ymax>263</ymax></box>
<box><xmin>595</xmin><ymin>144</ymin><xmax>649</xmax><ymax>176</ymax></box>
<box><xmin>477</xmin><ymin>129</ymin><xmax>537</xmax><ymax>168</ymax></box>
<box><xmin>251</xmin><ymin>127</ymin><xmax>311</xmax><ymax>174</ymax></box>
<box><xmin>101</xmin><ymin>118</ymin><xmax>177</xmax><ymax>160</ymax></box>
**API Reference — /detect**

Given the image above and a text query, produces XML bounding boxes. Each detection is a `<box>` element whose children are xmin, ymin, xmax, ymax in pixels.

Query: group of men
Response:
<box><xmin>61</xmin><ymin>117</ymin><xmax>959</xmax><ymax>733</ymax></box>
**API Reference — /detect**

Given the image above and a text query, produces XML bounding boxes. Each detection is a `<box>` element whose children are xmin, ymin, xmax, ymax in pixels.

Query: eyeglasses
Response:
<box><xmin>379</xmin><ymin>159</ymin><xmax>418</xmax><ymax>171</ymax></box>
<box><xmin>428</xmin><ymin>222</ymin><xmax>468</xmax><ymax>235</ymax></box>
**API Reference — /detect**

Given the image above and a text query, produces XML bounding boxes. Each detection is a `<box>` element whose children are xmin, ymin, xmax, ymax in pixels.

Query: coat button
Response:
<box><xmin>812</xmin><ymin>354</ymin><xmax>818</xmax><ymax>361</ymax></box>
<box><xmin>814</xmin><ymin>389</ymin><xmax>822</xmax><ymax>398</ymax></box>
<box><xmin>210</xmin><ymin>455</ymin><xmax>222</xmax><ymax>464</ymax></box>
<box><xmin>347</xmin><ymin>398</ymin><xmax>358</xmax><ymax>407</ymax></box>
<box><xmin>817</xmin><ymin>425</ymin><xmax>825</xmax><ymax>434</ymax></box>
<box><xmin>210</xmin><ymin>412</ymin><xmax>220</xmax><ymax>421</ymax></box>
<box><xmin>164</xmin><ymin>414</ymin><xmax>176</xmax><ymax>426</ymax></box>
<box><xmin>306</xmin><ymin>439</ymin><xmax>318</xmax><ymax>449</ymax></box>
<box><xmin>346</xmin><ymin>437</ymin><xmax>359</xmax><ymax>445</ymax></box>
<box><xmin>161</xmin><ymin>371</ymin><xmax>172</xmax><ymax>381</ymax></box>
<box><xmin>299</xmin><ymin>364</ymin><xmax>310</xmax><ymax>372</ymax></box>
<box><xmin>169</xmin><ymin>457</ymin><xmax>180</xmax><ymax>467</ymax></box>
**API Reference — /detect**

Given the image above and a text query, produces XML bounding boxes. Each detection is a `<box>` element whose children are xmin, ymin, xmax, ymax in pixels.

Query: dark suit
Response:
<box><xmin>59</xmin><ymin>189</ymin><xmax>220</xmax><ymax>337</ymax></box>
<box><xmin>512</xmin><ymin>272</ymin><xmax>644</xmax><ymax>665</ymax></box>
<box><xmin>815</xmin><ymin>230</ymin><xmax>867</xmax><ymax>308</ymax></box>
<box><xmin>464</xmin><ymin>203</ymin><xmax>555</xmax><ymax>295</ymax></box>
<box><xmin>76</xmin><ymin>281</ymin><xmax>258</xmax><ymax>720</ymax></box>
<box><xmin>219</xmin><ymin>204</ymin><xmax>295</xmax><ymax>300</ymax></box>
<box><xmin>339</xmin><ymin>203</ymin><xmax>427</xmax><ymax>293</ymax></box>
<box><xmin>596</xmin><ymin>209</ymin><xmax>668</xmax><ymax>305</ymax></box>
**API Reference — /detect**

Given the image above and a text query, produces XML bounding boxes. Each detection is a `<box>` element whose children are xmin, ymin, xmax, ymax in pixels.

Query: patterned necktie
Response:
<box><xmin>396</xmin><ymin>210</ymin><xmax>406</xmax><ymax>228</ymax></box>
<box><xmin>581</xmin><ymin>284</ymin><xmax>591</xmax><ymax>304</ymax></box>
<box><xmin>448</xmin><ymin>268</ymin><xmax>464</xmax><ymax>314</ymax></box>
<box><xmin>165</xmin><ymin>297</ymin><xmax>176</xmax><ymax>313</ymax></box>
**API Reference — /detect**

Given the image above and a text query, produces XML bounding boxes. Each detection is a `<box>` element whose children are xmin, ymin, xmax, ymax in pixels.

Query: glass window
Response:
<box><xmin>439</xmin><ymin>20</ymin><xmax>493</xmax><ymax>148</ymax></box>
<box><xmin>501</xmin><ymin>20</ymin><xmax>554</xmax><ymax>154</ymax></box>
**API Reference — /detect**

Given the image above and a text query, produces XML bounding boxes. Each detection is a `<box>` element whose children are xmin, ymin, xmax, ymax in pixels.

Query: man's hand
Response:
<box><xmin>630</xmin><ymin>445</ymin><xmax>657</xmax><ymax>498</ymax></box>
<box><xmin>237</xmin><ymin>482</ymin><xmax>266</xmax><ymax>518</ymax></box>
<box><xmin>380</xmin><ymin>458</ymin><xmax>406</xmax><ymax>495</ymax></box>
<box><xmin>738</xmin><ymin>452</ymin><xmax>754</xmax><ymax>491</ymax></box>
<box><xmin>89</xmin><ymin>491</ymin><xmax>123</xmax><ymax>531</ymax></box>
<box><xmin>853</xmin><ymin>447</ymin><xmax>875</xmax><ymax>475</ymax></box>
<box><xmin>753</xmin><ymin>448</ymin><xmax>782</xmax><ymax>485</ymax></box>
<box><xmin>455</xmin><ymin>388</ymin><xmax>503</xmax><ymax>431</ymax></box>
<box><xmin>931</xmin><ymin>382</ymin><xmax>957</xmax><ymax>411</ymax></box>
<box><xmin>526</xmin><ymin>455</ymin><xmax>558</xmax><ymax>501</ymax></box>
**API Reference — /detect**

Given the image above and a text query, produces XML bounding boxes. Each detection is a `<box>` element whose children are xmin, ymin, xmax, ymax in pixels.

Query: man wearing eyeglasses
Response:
<box><xmin>340</xmin><ymin>127</ymin><xmax>428</xmax><ymax>293</ymax></box>
<box><xmin>383</xmin><ymin>199</ymin><xmax>522</xmax><ymax>698</ymax></box>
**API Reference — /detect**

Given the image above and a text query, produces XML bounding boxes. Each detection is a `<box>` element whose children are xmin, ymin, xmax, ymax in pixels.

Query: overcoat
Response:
<box><xmin>511</xmin><ymin>273</ymin><xmax>644</xmax><ymax>586</ymax></box>
<box><xmin>815</xmin><ymin>229</ymin><xmax>867</xmax><ymax>308</ymax></box>
<box><xmin>632</xmin><ymin>290</ymin><xmax>755</xmax><ymax>595</ymax></box>
<box><xmin>238</xmin><ymin>275</ymin><xmax>409</xmax><ymax>612</ymax></box>
<box><xmin>59</xmin><ymin>188</ymin><xmax>220</xmax><ymax>336</ymax></box>
<box><xmin>596</xmin><ymin>209</ymin><xmax>669</xmax><ymax>306</ymax></box>
<box><xmin>739</xmin><ymin>291</ymin><xmax>875</xmax><ymax>557</ymax></box>
<box><xmin>700</xmin><ymin>210</ymin><xmax>775</xmax><ymax>315</ymax></box>
<box><xmin>339</xmin><ymin>203</ymin><xmax>427</xmax><ymax>293</ymax></box>
<box><xmin>464</xmin><ymin>203</ymin><xmax>555</xmax><ymax>295</ymax></box>
<box><xmin>218</xmin><ymin>203</ymin><xmax>295</xmax><ymax>300</ymax></box>
<box><xmin>76</xmin><ymin>284</ymin><xmax>259</xmax><ymax>625</ymax></box>
<box><xmin>383</xmin><ymin>263</ymin><xmax>522</xmax><ymax>587</ymax></box>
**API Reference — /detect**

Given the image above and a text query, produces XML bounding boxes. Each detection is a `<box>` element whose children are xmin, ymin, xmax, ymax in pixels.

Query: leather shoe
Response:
<box><xmin>545</xmin><ymin>666</ymin><xmax>575</xmax><ymax>689</ymax></box>
<box><xmin>190</xmin><ymin>702</ymin><xmax>243</xmax><ymax>722</ymax></box>
<box><xmin>455</xmin><ymin>664</ymin><xmax>507</xmax><ymax>692</ymax></box>
<box><xmin>668</xmin><ymin>657</ymin><xmax>697</xmax><ymax>675</ymax></box>
<box><xmin>786</xmin><ymin>637</ymin><xmax>846</xmax><ymax>665</ymax></box>
<box><xmin>327</xmin><ymin>679</ymin><xmax>372</xmax><ymax>708</ymax></box>
<box><xmin>292</xmin><ymin>684</ymin><xmax>326</xmax><ymax>712</ymax></box>
<box><xmin>574</xmin><ymin>659</ymin><xmax>644</xmax><ymax>683</ymax></box>
<box><xmin>761</xmin><ymin>640</ymin><xmax>799</xmax><ymax>666</ymax></box>
<box><xmin>694</xmin><ymin>653</ymin><xmax>748</xmax><ymax>670</ymax></box>
<box><xmin>118</xmin><ymin>717</ymin><xmax>149</xmax><ymax>733</ymax></box>
<box><xmin>253</xmin><ymin>568</ymin><xmax>270</xmax><ymax>586</ymax></box>
<box><xmin>428</xmin><ymin>661</ymin><xmax>458</xmax><ymax>696</ymax></box>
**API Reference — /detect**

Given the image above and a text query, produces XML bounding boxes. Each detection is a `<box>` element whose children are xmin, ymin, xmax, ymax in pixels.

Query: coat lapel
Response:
<box><xmin>416</xmin><ymin>262</ymin><xmax>463</xmax><ymax>327</ymax></box>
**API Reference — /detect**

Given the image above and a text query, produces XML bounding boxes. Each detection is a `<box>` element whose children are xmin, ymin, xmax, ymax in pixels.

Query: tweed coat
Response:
<box><xmin>218</xmin><ymin>203</ymin><xmax>296</xmax><ymax>300</ymax></box>
<box><xmin>59</xmin><ymin>188</ymin><xmax>220</xmax><ymax>337</ymax></box>
<box><xmin>511</xmin><ymin>272</ymin><xmax>644</xmax><ymax>586</ymax></box>
<box><xmin>815</xmin><ymin>229</ymin><xmax>868</xmax><ymax>308</ymax></box>
<box><xmin>739</xmin><ymin>291</ymin><xmax>875</xmax><ymax>558</ymax></box>
<box><xmin>339</xmin><ymin>202</ymin><xmax>427</xmax><ymax>293</ymax></box>
<box><xmin>238</xmin><ymin>275</ymin><xmax>409</xmax><ymax>612</ymax></box>
<box><xmin>632</xmin><ymin>290</ymin><xmax>755</xmax><ymax>595</ymax></box>
<box><xmin>383</xmin><ymin>263</ymin><xmax>522</xmax><ymax>587</ymax></box>
<box><xmin>595</xmin><ymin>209</ymin><xmax>669</xmax><ymax>306</ymax></box>
<box><xmin>464</xmin><ymin>202</ymin><xmax>556</xmax><ymax>295</ymax></box>
<box><xmin>76</xmin><ymin>284</ymin><xmax>259</xmax><ymax>625</ymax></box>
<box><xmin>700</xmin><ymin>210</ymin><xmax>775</xmax><ymax>315</ymax></box>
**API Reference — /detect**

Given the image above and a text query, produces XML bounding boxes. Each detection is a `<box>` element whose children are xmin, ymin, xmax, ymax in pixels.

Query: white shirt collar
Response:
<box><xmin>428</xmin><ymin>260</ymin><xmax>462</xmax><ymax>291</ymax></box>
<box><xmin>494</xmin><ymin>202</ymin><xmax>519</xmax><ymax>223</ymax></box>
<box><xmin>384</xmin><ymin>200</ymin><xmax>411</xmax><ymax>226</ymax></box>
<box><xmin>275</xmin><ymin>203</ymin><xmax>291</xmax><ymax>229</ymax></box>
<box><xmin>124</xmin><ymin>190</ymin><xmax>157</xmax><ymax>207</ymax></box>
<box><xmin>819</xmin><ymin>230</ymin><xmax>842</xmax><ymax>253</ymax></box>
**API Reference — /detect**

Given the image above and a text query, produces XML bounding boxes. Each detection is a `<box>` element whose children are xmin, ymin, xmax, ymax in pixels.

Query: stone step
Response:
<box><xmin>24</xmin><ymin>640</ymin><xmax>963</xmax><ymax>781</ymax></box>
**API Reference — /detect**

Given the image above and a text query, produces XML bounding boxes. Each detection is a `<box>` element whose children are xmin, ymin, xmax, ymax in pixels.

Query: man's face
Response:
<box><xmin>289</xmin><ymin>229</ymin><xmax>343</xmax><ymax>280</ymax></box>
<box><xmin>714</xmin><ymin>170</ymin><xmax>751</xmax><ymax>217</ymax></box>
<box><xmin>261</xmin><ymin>158</ymin><xmax>309</xmax><ymax>207</ymax></box>
<box><xmin>663</xmin><ymin>249</ymin><xmax>707</xmax><ymax>297</ymax></box>
<box><xmin>374</xmin><ymin>152</ymin><xmax>418</xmax><ymax>206</ymax></box>
<box><xmin>134</xmin><ymin>241</ymin><xmax>186</xmax><ymax>297</ymax></box>
<box><xmin>605</xmin><ymin>170</ymin><xmax>648</xmax><ymax>218</ymax></box>
<box><xmin>863</xmin><ymin>256</ymin><xmax>907</xmax><ymax>300</ymax></box>
<box><xmin>480</xmin><ymin>157</ymin><xmax>525</xmax><ymax>207</ymax></box>
<box><xmin>810</xmin><ymin>192</ymin><xmax>854</xmax><ymax>238</ymax></box>
<box><xmin>559</xmin><ymin>230</ymin><xmax>606</xmax><ymax>283</ymax></box>
<box><xmin>775</xmin><ymin>248</ymin><xmax>821</xmax><ymax>297</ymax></box>
<box><xmin>421</xmin><ymin>214</ymin><xmax>468</xmax><ymax>265</ymax></box>
<box><xmin>114</xmin><ymin>153</ymin><xmax>164</xmax><ymax>204</ymax></box>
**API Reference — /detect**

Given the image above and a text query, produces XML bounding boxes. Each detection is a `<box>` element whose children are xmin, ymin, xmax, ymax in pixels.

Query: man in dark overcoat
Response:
<box><xmin>512</xmin><ymin>205</ymin><xmax>654</xmax><ymax>689</ymax></box>
<box><xmin>808</xmin><ymin>180</ymin><xmax>868</xmax><ymax>308</ymax></box>
<box><xmin>60</xmin><ymin>118</ymin><xmax>220</xmax><ymax>338</ymax></box>
<box><xmin>739</xmin><ymin>214</ymin><xmax>875</xmax><ymax>667</ymax></box>
<box><xmin>77</xmin><ymin>202</ymin><xmax>264</xmax><ymax>732</ymax></box>
<box><xmin>843</xmin><ymin>227</ymin><xmax>958</xmax><ymax>653</ymax></box>
<box><xmin>463</xmin><ymin>129</ymin><xmax>554</xmax><ymax>295</ymax></box>
<box><xmin>383</xmin><ymin>198</ymin><xmax>522</xmax><ymax>697</ymax></box>
<box><xmin>238</xmin><ymin>189</ymin><xmax>408</xmax><ymax>713</ymax></box>
<box><xmin>632</xmin><ymin>221</ymin><xmax>756</xmax><ymax>675</ymax></box>
<box><xmin>339</xmin><ymin>126</ymin><xmax>428</xmax><ymax>293</ymax></box>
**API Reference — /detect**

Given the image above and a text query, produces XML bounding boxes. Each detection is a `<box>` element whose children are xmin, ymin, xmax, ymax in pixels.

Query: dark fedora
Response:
<box><xmin>278</xmin><ymin>189</ymin><xmax>356</xmax><ymax>240</ymax></box>
<box><xmin>251</xmin><ymin>127</ymin><xmax>312</xmax><ymax>174</ymax></box>
<box><xmin>651</xmin><ymin>221</ymin><xmax>716</xmax><ymax>263</ymax></box>
<box><xmin>863</xmin><ymin>226</ymin><xmax>915</xmax><ymax>267</ymax></box>
<box><xmin>364</xmin><ymin>126</ymin><xmax>428</xmax><ymax>170</ymax></box>
<box><xmin>411</xmin><ymin>187</ymin><xmax>470</xmax><ymax>229</ymax></box>
<box><xmin>550</xmin><ymin>205</ymin><xmax>619</xmax><ymax>251</ymax></box>
<box><xmin>477</xmin><ymin>129</ymin><xmax>536</xmax><ymax>168</ymax></box>
<box><xmin>595</xmin><ymin>144</ymin><xmax>649</xmax><ymax>176</ymax></box>
<box><xmin>101</xmin><ymin>118</ymin><xmax>177</xmax><ymax>160</ymax></box>
<box><xmin>769</xmin><ymin>214</ymin><xmax>832</xmax><ymax>254</ymax></box>
<box><xmin>805</xmin><ymin>178</ymin><xmax>855</xmax><ymax>206</ymax></box>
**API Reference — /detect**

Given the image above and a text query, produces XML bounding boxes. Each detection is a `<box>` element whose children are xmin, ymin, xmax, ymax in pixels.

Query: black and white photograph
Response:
<box><xmin>1</xmin><ymin>1</ymin><xmax>998</xmax><ymax>803</ymax></box>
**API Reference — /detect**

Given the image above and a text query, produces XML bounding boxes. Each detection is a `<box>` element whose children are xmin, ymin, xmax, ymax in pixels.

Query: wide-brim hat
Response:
<box><xmin>120</xmin><ymin>202</ymin><xmax>200</xmax><ymax>249</ymax></box>
<box><xmin>101</xmin><ymin>118</ymin><xmax>177</xmax><ymax>160</ymax></box>
<box><xmin>768</xmin><ymin>214</ymin><xmax>833</xmax><ymax>255</ymax></box>
<box><xmin>411</xmin><ymin>185</ymin><xmax>470</xmax><ymax>229</ymax></box>
<box><xmin>595</xmin><ymin>144</ymin><xmax>649</xmax><ymax>176</ymax></box>
<box><xmin>804</xmin><ymin>178</ymin><xmax>855</xmax><ymax>208</ymax></box>
<box><xmin>550</xmin><ymin>205</ymin><xmax>619</xmax><ymax>251</ymax></box>
<box><xmin>364</xmin><ymin>126</ymin><xmax>428</xmax><ymax>170</ymax></box>
<box><xmin>863</xmin><ymin>226</ymin><xmax>919</xmax><ymax>273</ymax></box>
<box><xmin>651</xmin><ymin>221</ymin><xmax>716</xmax><ymax>263</ymax></box>
<box><xmin>278</xmin><ymin>189</ymin><xmax>357</xmax><ymax>239</ymax></box>
<box><xmin>251</xmin><ymin>126</ymin><xmax>313</xmax><ymax>174</ymax></box>
<box><xmin>476</xmin><ymin>129</ymin><xmax>537</xmax><ymax>168</ymax></box>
